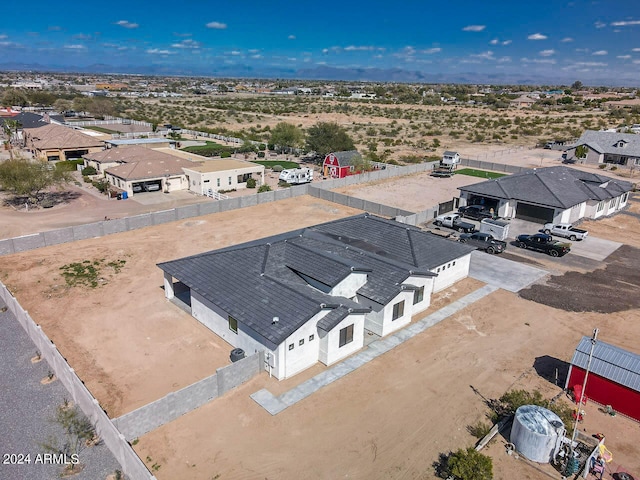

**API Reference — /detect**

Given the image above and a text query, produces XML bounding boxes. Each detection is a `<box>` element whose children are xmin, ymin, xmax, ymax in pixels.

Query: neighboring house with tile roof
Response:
<box><xmin>323</xmin><ymin>150</ymin><xmax>362</xmax><ymax>178</ymax></box>
<box><xmin>509</xmin><ymin>95</ymin><xmax>537</xmax><ymax>108</ymax></box>
<box><xmin>104</xmin><ymin>138</ymin><xmax>177</xmax><ymax>149</ymax></box>
<box><xmin>23</xmin><ymin>123</ymin><xmax>104</xmax><ymax>162</ymax></box>
<box><xmin>182</xmin><ymin>159</ymin><xmax>265</xmax><ymax>194</ymax></box>
<box><xmin>565</xmin><ymin>129</ymin><xmax>640</xmax><ymax>166</ymax></box>
<box><xmin>158</xmin><ymin>214</ymin><xmax>475</xmax><ymax>379</ymax></box>
<box><xmin>102</xmin><ymin>147</ymin><xmax>199</xmax><ymax>195</ymax></box>
<box><xmin>458</xmin><ymin>166</ymin><xmax>632</xmax><ymax>224</ymax></box>
<box><xmin>566</xmin><ymin>337</ymin><xmax>640</xmax><ymax>422</ymax></box>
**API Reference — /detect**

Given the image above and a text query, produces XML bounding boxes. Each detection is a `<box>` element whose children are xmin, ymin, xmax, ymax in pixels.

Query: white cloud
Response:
<box><xmin>251</xmin><ymin>54</ymin><xmax>262</xmax><ymax>59</ymax></box>
<box><xmin>146</xmin><ymin>48</ymin><xmax>175</xmax><ymax>55</ymax></box>
<box><xmin>248</xmin><ymin>49</ymin><xmax>260</xmax><ymax>54</ymax></box>
<box><xmin>539</xmin><ymin>49</ymin><xmax>555</xmax><ymax>56</ymax></box>
<box><xmin>594</xmin><ymin>21</ymin><xmax>607</xmax><ymax>29</ymax></box>
<box><xmin>617</xmin><ymin>55</ymin><xmax>631</xmax><ymax>59</ymax></box>
<box><xmin>497</xmin><ymin>56</ymin><xmax>512</xmax><ymax>63</ymax></box>
<box><xmin>632</xmin><ymin>48</ymin><xmax>640</xmax><ymax>52</ymax></box>
<box><xmin>288</xmin><ymin>35</ymin><xmax>296</xmax><ymax>40</ymax></box>
<box><xmin>423</xmin><ymin>47</ymin><xmax>442</xmax><ymax>54</ymax></box>
<box><xmin>344</xmin><ymin>45</ymin><xmax>376</xmax><ymax>51</ymax></box>
<box><xmin>634</xmin><ymin>60</ymin><xmax>640</xmax><ymax>64</ymax></box>
<box><xmin>527</xmin><ymin>33</ymin><xmax>547</xmax><ymax>40</ymax></box>
<box><xmin>521</xmin><ymin>57</ymin><xmax>556</xmax><ymax>64</ymax></box>
<box><xmin>0</xmin><ymin>34</ymin><xmax>7</xmax><ymax>40</ymax></box>
<box><xmin>471</xmin><ymin>50</ymin><xmax>495</xmax><ymax>60</ymax></box>
<box><xmin>230</xmin><ymin>50</ymin><xmax>241</xmax><ymax>55</ymax></box>
<box><xmin>322</xmin><ymin>48</ymin><xmax>329</xmax><ymax>54</ymax></box>
<box><xmin>462</xmin><ymin>25</ymin><xmax>485</xmax><ymax>32</ymax></box>
<box><xmin>561</xmin><ymin>37</ymin><xmax>573</xmax><ymax>42</ymax></box>
<box><xmin>502</xmin><ymin>40</ymin><xmax>512</xmax><ymax>45</ymax></box>
<box><xmin>489</xmin><ymin>39</ymin><xmax>498</xmax><ymax>45</ymax></box>
<box><xmin>592</xmin><ymin>50</ymin><xmax>608</xmax><ymax>55</ymax></box>
<box><xmin>571</xmin><ymin>61</ymin><xmax>607</xmax><ymax>67</ymax></box>
<box><xmin>611</xmin><ymin>20</ymin><xmax>640</xmax><ymax>26</ymax></box>
<box><xmin>171</xmin><ymin>39</ymin><xmax>201</xmax><ymax>49</ymax></box>
<box><xmin>115</xmin><ymin>20</ymin><xmax>138</xmax><ymax>29</ymax></box>
<box><xmin>64</xmin><ymin>44</ymin><xmax>86</xmax><ymax>50</ymax></box>
<box><xmin>206</xmin><ymin>21</ymin><xmax>227</xmax><ymax>29</ymax></box>
<box><xmin>73</xmin><ymin>33</ymin><xmax>92</xmax><ymax>40</ymax></box>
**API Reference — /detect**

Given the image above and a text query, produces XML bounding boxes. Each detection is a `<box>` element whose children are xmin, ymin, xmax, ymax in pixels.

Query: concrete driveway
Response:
<box><xmin>468</xmin><ymin>250</ymin><xmax>549</xmax><ymax>292</ymax></box>
<box><xmin>506</xmin><ymin>218</ymin><xmax>621</xmax><ymax>262</ymax></box>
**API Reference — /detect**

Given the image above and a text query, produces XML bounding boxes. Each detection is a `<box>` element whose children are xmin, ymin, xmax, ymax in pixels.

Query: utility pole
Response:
<box><xmin>571</xmin><ymin>328</ymin><xmax>599</xmax><ymax>445</ymax></box>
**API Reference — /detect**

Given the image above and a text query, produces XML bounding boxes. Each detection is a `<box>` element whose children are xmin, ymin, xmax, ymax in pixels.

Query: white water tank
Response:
<box><xmin>510</xmin><ymin>405</ymin><xmax>564</xmax><ymax>463</ymax></box>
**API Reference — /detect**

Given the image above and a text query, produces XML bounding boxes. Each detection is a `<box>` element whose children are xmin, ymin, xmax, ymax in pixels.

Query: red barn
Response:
<box><xmin>323</xmin><ymin>150</ymin><xmax>360</xmax><ymax>178</ymax></box>
<box><xmin>565</xmin><ymin>337</ymin><xmax>640</xmax><ymax>422</ymax></box>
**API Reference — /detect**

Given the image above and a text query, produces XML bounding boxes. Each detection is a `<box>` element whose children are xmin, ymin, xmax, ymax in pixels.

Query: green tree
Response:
<box><xmin>446</xmin><ymin>448</ymin><xmax>493</xmax><ymax>480</ymax></box>
<box><xmin>2</xmin><ymin>119</ymin><xmax>21</xmax><ymax>159</ymax></box>
<box><xmin>1</xmin><ymin>88</ymin><xmax>29</xmax><ymax>107</ymax></box>
<box><xmin>571</xmin><ymin>80</ymin><xmax>583</xmax><ymax>91</ymax></box>
<box><xmin>41</xmin><ymin>405</ymin><xmax>96</xmax><ymax>473</ymax></box>
<box><xmin>575</xmin><ymin>144</ymin><xmax>588</xmax><ymax>161</ymax></box>
<box><xmin>0</xmin><ymin>156</ymin><xmax>72</xmax><ymax>204</ymax></box>
<box><xmin>305</xmin><ymin>122</ymin><xmax>355</xmax><ymax>157</ymax></box>
<box><xmin>269</xmin><ymin>122</ymin><xmax>304</xmax><ymax>153</ymax></box>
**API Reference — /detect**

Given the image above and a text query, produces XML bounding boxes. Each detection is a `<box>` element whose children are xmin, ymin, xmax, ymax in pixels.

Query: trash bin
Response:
<box><xmin>116</xmin><ymin>193</ymin><xmax>122</xmax><ymax>200</ymax></box>
<box><xmin>122</xmin><ymin>191</ymin><xmax>128</xmax><ymax>200</ymax></box>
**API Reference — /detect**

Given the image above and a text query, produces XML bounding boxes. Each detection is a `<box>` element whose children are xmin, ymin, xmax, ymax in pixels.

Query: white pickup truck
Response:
<box><xmin>542</xmin><ymin>223</ymin><xmax>588</xmax><ymax>241</ymax></box>
<box><xmin>434</xmin><ymin>214</ymin><xmax>476</xmax><ymax>233</ymax></box>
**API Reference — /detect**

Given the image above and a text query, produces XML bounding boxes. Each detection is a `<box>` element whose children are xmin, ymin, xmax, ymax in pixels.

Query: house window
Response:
<box><xmin>228</xmin><ymin>316</ymin><xmax>238</xmax><ymax>334</ymax></box>
<box><xmin>622</xmin><ymin>193</ymin><xmax>629</xmax><ymax>203</ymax></box>
<box><xmin>453</xmin><ymin>261</ymin><xmax>456</xmax><ymax>266</ymax></box>
<box><xmin>217</xmin><ymin>178</ymin><xmax>220</xmax><ymax>187</ymax></box>
<box><xmin>289</xmin><ymin>343</ymin><xmax>294</xmax><ymax>351</ymax></box>
<box><xmin>339</xmin><ymin>324</ymin><xmax>354</xmax><ymax>347</ymax></box>
<box><xmin>436</xmin><ymin>267</ymin><xmax>440</xmax><ymax>273</ymax></box>
<box><xmin>204</xmin><ymin>179</ymin><xmax>210</xmax><ymax>183</ymax></box>
<box><xmin>299</xmin><ymin>338</ymin><xmax>304</xmax><ymax>346</ymax></box>
<box><xmin>228</xmin><ymin>176</ymin><xmax>232</xmax><ymax>185</ymax></box>
<box><xmin>392</xmin><ymin>300</ymin><xmax>405</xmax><ymax>320</ymax></box>
<box><xmin>309</xmin><ymin>334</ymin><xmax>315</xmax><ymax>341</ymax></box>
<box><xmin>609</xmin><ymin>198</ymin><xmax>616</xmax><ymax>208</ymax></box>
<box><xmin>597</xmin><ymin>201</ymin><xmax>604</xmax><ymax>212</ymax></box>
<box><xmin>413</xmin><ymin>286</ymin><xmax>424</xmax><ymax>305</ymax></box>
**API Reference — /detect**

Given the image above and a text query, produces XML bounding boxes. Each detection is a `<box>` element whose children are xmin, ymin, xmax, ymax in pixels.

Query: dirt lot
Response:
<box><xmin>1</xmin><ymin>179</ymin><xmax>639</xmax><ymax>479</ymax></box>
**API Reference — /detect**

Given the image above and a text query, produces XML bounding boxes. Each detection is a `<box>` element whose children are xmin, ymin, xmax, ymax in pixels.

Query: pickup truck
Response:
<box><xmin>458</xmin><ymin>232</ymin><xmax>507</xmax><ymax>254</ymax></box>
<box><xmin>434</xmin><ymin>214</ymin><xmax>476</xmax><ymax>233</ymax></box>
<box><xmin>458</xmin><ymin>205</ymin><xmax>494</xmax><ymax>221</ymax></box>
<box><xmin>541</xmin><ymin>223</ymin><xmax>588</xmax><ymax>241</ymax></box>
<box><xmin>516</xmin><ymin>233</ymin><xmax>571</xmax><ymax>257</ymax></box>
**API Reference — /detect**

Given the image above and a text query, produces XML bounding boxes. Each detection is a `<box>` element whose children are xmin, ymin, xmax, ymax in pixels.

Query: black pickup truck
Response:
<box><xmin>458</xmin><ymin>232</ymin><xmax>507</xmax><ymax>254</ymax></box>
<box><xmin>515</xmin><ymin>233</ymin><xmax>571</xmax><ymax>257</ymax></box>
<box><xmin>458</xmin><ymin>205</ymin><xmax>494</xmax><ymax>221</ymax></box>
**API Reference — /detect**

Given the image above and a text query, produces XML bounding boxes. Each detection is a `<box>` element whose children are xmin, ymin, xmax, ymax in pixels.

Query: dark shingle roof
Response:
<box><xmin>458</xmin><ymin>166</ymin><xmax>632</xmax><ymax>209</ymax></box>
<box><xmin>570</xmin><ymin>337</ymin><xmax>640</xmax><ymax>393</ymax></box>
<box><xmin>0</xmin><ymin>112</ymin><xmax>49</xmax><ymax>129</ymax></box>
<box><xmin>158</xmin><ymin>214</ymin><xmax>474</xmax><ymax>347</ymax></box>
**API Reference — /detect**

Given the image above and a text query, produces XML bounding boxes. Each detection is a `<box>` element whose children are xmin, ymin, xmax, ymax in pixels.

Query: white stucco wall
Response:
<box><xmin>280</xmin><ymin>312</ymin><xmax>324</xmax><ymax>378</ymax></box>
<box><xmin>329</xmin><ymin>272</ymin><xmax>368</xmax><ymax>299</ymax></box>
<box><xmin>403</xmin><ymin>275</ymin><xmax>434</xmax><ymax>316</ymax></box>
<box><xmin>319</xmin><ymin>313</ymin><xmax>365</xmax><ymax>366</ymax></box>
<box><xmin>431</xmin><ymin>253</ymin><xmax>471</xmax><ymax>292</ymax></box>
<box><xmin>184</xmin><ymin>165</ymin><xmax>265</xmax><ymax>194</ymax></box>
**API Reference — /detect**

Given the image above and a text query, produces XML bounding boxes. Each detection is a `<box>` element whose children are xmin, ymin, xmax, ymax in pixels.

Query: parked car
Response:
<box><xmin>542</xmin><ymin>223</ymin><xmax>588</xmax><ymax>241</ymax></box>
<box><xmin>132</xmin><ymin>184</ymin><xmax>143</xmax><ymax>193</ymax></box>
<box><xmin>434</xmin><ymin>214</ymin><xmax>476</xmax><ymax>233</ymax></box>
<box><xmin>144</xmin><ymin>183</ymin><xmax>161</xmax><ymax>192</ymax></box>
<box><xmin>458</xmin><ymin>205</ymin><xmax>494</xmax><ymax>221</ymax></box>
<box><xmin>458</xmin><ymin>232</ymin><xmax>507</xmax><ymax>254</ymax></box>
<box><xmin>515</xmin><ymin>233</ymin><xmax>571</xmax><ymax>257</ymax></box>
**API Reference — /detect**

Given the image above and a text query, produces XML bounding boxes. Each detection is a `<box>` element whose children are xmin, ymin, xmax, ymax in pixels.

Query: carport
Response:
<box><xmin>515</xmin><ymin>202</ymin><xmax>555</xmax><ymax>224</ymax></box>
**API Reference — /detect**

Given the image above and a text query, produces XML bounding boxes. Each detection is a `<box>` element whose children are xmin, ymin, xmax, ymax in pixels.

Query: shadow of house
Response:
<box><xmin>533</xmin><ymin>355</ymin><xmax>570</xmax><ymax>387</ymax></box>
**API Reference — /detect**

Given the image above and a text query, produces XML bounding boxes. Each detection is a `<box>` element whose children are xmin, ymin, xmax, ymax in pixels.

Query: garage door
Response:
<box><xmin>515</xmin><ymin>203</ymin><xmax>554</xmax><ymax>223</ymax></box>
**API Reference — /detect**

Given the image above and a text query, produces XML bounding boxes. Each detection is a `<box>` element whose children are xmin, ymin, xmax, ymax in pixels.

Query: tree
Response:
<box><xmin>1</xmin><ymin>88</ymin><xmax>29</xmax><ymax>107</ymax></box>
<box><xmin>575</xmin><ymin>144</ymin><xmax>588</xmax><ymax>161</ymax></box>
<box><xmin>305</xmin><ymin>122</ymin><xmax>355</xmax><ymax>157</ymax></box>
<box><xmin>2</xmin><ymin>119</ymin><xmax>21</xmax><ymax>159</ymax></box>
<box><xmin>571</xmin><ymin>80</ymin><xmax>583</xmax><ymax>91</ymax></box>
<box><xmin>441</xmin><ymin>448</ymin><xmax>493</xmax><ymax>480</ymax></box>
<box><xmin>269</xmin><ymin>122</ymin><xmax>304</xmax><ymax>153</ymax></box>
<box><xmin>0</xmin><ymin>156</ymin><xmax>72</xmax><ymax>204</ymax></box>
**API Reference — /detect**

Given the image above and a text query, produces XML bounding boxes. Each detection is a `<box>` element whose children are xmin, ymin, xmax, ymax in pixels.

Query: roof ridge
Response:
<box><xmin>535</xmin><ymin>170</ymin><xmax>569</xmax><ymax>208</ymax></box>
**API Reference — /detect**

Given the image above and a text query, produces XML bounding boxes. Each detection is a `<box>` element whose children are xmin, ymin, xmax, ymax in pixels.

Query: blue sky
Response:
<box><xmin>2</xmin><ymin>0</ymin><xmax>640</xmax><ymax>84</ymax></box>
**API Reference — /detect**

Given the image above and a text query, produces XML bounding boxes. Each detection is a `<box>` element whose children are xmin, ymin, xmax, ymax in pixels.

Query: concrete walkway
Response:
<box><xmin>468</xmin><ymin>250</ymin><xmax>549</xmax><ymax>292</ymax></box>
<box><xmin>251</xmin><ymin>284</ymin><xmax>499</xmax><ymax>415</ymax></box>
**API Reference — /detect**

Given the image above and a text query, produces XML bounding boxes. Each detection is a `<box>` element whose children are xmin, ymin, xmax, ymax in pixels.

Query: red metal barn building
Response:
<box><xmin>323</xmin><ymin>150</ymin><xmax>360</xmax><ymax>178</ymax></box>
<box><xmin>565</xmin><ymin>336</ymin><xmax>640</xmax><ymax>421</ymax></box>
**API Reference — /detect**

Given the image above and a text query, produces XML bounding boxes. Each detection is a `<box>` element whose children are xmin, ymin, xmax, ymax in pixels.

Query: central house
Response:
<box><xmin>159</xmin><ymin>214</ymin><xmax>474</xmax><ymax>379</ymax></box>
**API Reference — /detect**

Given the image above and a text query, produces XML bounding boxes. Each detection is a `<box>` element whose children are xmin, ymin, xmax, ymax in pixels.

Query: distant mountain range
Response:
<box><xmin>0</xmin><ymin>61</ymin><xmax>627</xmax><ymax>86</ymax></box>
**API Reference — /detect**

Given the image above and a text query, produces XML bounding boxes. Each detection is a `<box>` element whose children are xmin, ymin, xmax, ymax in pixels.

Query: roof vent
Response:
<box><xmin>272</xmin><ymin>316</ymin><xmax>279</xmax><ymax>324</ymax></box>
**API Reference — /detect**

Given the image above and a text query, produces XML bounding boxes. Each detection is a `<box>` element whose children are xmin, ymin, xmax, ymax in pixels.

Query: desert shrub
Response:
<box><xmin>399</xmin><ymin>155</ymin><xmax>423</xmax><ymax>164</ymax></box>
<box><xmin>257</xmin><ymin>151</ymin><xmax>265</xmax><ymax>158</ymax></box>
<box><xmin>272</xmin><ymin>165</ymin><xmax>284</xmax><ymax>172</ymax></box>
<box><xmin>83</xmin><ymin>176</ymin><xmax>91</xmax><ymax>183</ymax></box>
<box><xmin>467</xmin><ymin>420</ymin><xmax>492</xmax><ymax>439</ymax></box>
<box><xmin>81</xmin><ymin>166</ymin><xmax>97</xmax><ymax>176</ymax></box>
<box><xmin>246</xmin><ymin>177</ymin><xmax>257</xmax><ymax>188</ymax></box>
<box><xmin>278</xmin><ymin>181</ymin><xmax>291</xmax><ymax>188</ymax></box>
<box><xmin>599</xmin><ymin>164</ymin><xmax>607</xmax><ymax>169</ymax></box>
<box><xmin>610</xmin><ymin>165</ymin><xmax>617</xmax><ymax>171</ymax></box>
<box><xmin>258</xmin><ymin>184</ymin><xmax>271</xmax><ymax>193</ymax></box>
<box><xmin>220</xmin><ymin>151</ymin><xmax>231</xmax><ymax>158</ymax></box>
<box><xmin>447</xmin><ymin>448</ymin><xmax>493</xmax><ymax>480</ymax></box>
